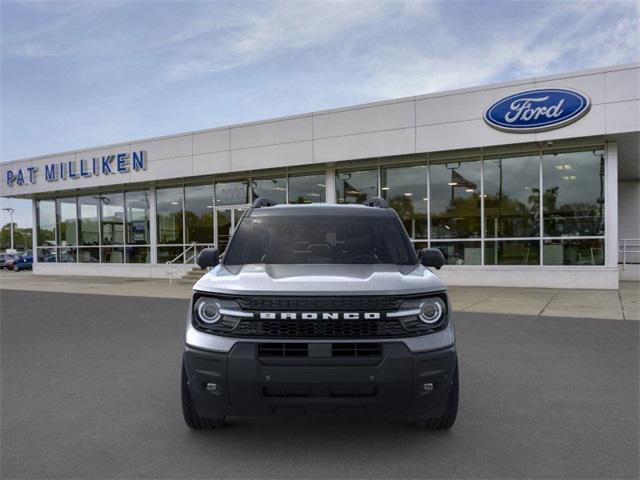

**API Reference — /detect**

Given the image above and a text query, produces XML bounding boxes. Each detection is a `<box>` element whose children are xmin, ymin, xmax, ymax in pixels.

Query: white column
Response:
<box><xmin>605</xmin><ymin>142</ymin><xmax>618</xmax><ymax>270</ymax></box>
<box><xmin>149</xmin><ymin>186</ymin><xmax>158</xmax><ymax>264</ymax></box>
<box><xmin>31</xmin><ymin>199</ymin><xmax>38</xmax><ymax>264</ymax></box>
<box><xmin>325</xmin><ymin>164</ymin><xmax>336</xmax><ymax>204</ymax></box>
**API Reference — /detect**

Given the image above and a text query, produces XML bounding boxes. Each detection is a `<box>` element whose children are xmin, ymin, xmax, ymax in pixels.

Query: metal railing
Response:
<box><xmin>166</xmin><ymin>243</ymin><xmax>202</xmax><ymax>283</ymax></box>
<box><xmin>619</xmin><ymin>239</ymin><xmax>640</xmax><ymax>269</ymax></box>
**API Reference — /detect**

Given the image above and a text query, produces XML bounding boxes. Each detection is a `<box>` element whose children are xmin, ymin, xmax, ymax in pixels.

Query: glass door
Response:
<box><xmin>215</xmin><ymin>206</ymin><xmax>248</xmax><ymax>253</ymax></box>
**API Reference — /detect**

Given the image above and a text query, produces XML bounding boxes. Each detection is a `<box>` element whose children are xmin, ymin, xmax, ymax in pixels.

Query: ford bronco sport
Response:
<box><xmin>182</xmin><ymin>197</ymin><xmax>458</xmax><ymax>429</ymax></box>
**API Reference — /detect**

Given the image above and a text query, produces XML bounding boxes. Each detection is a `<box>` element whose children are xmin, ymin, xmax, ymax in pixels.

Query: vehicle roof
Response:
<box><xmin>248</xmin><ymin>203</ymin><xmax>396</xmax><ymax>217</ymax></box>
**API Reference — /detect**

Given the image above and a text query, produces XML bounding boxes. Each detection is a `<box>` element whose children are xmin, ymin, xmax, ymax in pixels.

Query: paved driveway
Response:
<box><xmin>1</xmin><ymin>290</ymin><xmax>638</xmax><ymax>479</ymax></box>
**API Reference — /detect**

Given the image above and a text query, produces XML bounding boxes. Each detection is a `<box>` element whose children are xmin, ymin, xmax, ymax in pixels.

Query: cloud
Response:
<box><xmin>1</xmin><ymin>0</ymin><xmax>125</xmax><ymax>58</ymax></box>
<box><xmin>350</xmin><ymin>0</ymin><xmax>640</xmax><ymax>99</ymax></box>
<box><xmin>1</xmin><ymin>0</ymin><xmax>638</xmax><ymax>164</ymax></box>
<box><xmin>4</xmin><ymin>0</ymin><xmax>637</xmax><ymax>91</ymax></box>
<box><xmin>163</xmin><ymin>1</ymin><xmax>404</xmax><ymax>80</ymax></box>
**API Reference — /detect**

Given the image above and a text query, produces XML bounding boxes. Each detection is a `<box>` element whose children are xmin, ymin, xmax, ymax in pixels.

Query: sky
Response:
<box><xmin>1</xmin><ymin>0</ymin><xmax>639</xmax><ymax>228</ymax></box>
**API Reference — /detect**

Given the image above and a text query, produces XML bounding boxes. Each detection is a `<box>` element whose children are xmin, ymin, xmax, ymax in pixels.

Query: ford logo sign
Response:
<box><xmin>484</xmin><ymin>88</ymin><xmax>591</xmax><ymax>133</ymax></box>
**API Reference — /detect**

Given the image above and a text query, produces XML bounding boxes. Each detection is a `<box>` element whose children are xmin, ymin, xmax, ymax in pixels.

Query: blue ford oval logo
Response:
<box><xmin>484</xmin><ymin>88</ymin><xmax>591</xmax><ymax>133</ymax></box>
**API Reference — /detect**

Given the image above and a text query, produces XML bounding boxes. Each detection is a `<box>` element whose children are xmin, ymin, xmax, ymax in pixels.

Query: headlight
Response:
<box><xmin>395</xmin><ymin>295</ymin><xmax>448</xmax><ymax>332</ymax></box>
<box><xmin>418</xmin><ymin>297</ymin><xmax>446</xmax><ymax>324</ymax></box>
<box><xmin>191</xmin><ymin>295</ymin><xmax>247</xmax><ymax>333</ymax></box>
<box><xmin>194</xmin><ymin>297</ymin><xmax>222</xmax><ymax>324</ymax></box>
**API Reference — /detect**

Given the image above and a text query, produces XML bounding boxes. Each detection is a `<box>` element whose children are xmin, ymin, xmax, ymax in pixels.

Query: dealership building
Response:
<box><xmin>1</xmin><ymin>63</ymin><xmax>638</xmax><ymax>289</ymax></box>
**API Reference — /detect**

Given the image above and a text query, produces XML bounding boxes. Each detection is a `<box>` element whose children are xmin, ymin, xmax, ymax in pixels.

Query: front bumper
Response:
<box><xmin>183</xmin><ymin>342</ymin><xmax>457</xmax><ymax>418</ymax></box>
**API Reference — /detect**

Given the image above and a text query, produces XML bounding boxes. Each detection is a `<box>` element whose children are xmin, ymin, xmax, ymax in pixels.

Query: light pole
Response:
<box><xmin>2</xmin><ymin>207</ymin><xmax>15</xmax><ymax>251</ymax></box>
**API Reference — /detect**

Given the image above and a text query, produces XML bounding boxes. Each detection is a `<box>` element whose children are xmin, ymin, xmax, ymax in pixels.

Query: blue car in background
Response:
<box><xmin>12</xmin><ymin>252</ymin><xmax>33</xmax><ymax>271</ymax></box>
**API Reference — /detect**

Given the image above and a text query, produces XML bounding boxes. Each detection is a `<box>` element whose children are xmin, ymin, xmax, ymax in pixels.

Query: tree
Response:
<box><xmin>0</xmin><ymin>223</ymin><xmax>32</xmax><ymax>251</ymax></box>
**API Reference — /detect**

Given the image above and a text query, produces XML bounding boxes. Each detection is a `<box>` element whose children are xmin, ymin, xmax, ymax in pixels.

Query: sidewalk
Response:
<box><xmin>1</xmin><ymin>270</ymin><xmax>638</xmax><ymax>320</ymax></box>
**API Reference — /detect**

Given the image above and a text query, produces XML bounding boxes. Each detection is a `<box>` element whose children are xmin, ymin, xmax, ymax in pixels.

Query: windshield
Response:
<box><xmin>223</xmin><ymin>213</ymin><xmax>417</xmax><ymax>265</ymax></box>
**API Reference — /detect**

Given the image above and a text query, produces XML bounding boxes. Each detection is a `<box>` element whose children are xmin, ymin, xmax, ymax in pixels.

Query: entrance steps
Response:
<box><xmin>176</xmin><ymin>267</ymin><xmax>206</xmax><ymax>285</ymax></box>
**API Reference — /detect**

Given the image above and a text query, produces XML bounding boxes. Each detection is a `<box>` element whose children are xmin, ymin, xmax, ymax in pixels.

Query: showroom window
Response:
<box><xmin>56</xmin><ymin>198</ymin><xmax>77</xmax><ymax>246</ymax></box>
<box><xmin>30</xmin><ymin>146</ymin><xmax>605</xmax><ymax>268</ymax></box>
<box><xmin>100</xmin><ymin>192</ymin><xmax>124</xmax><ymax>263</ymax></box>
<box><xmin>215</xmin><ymin>180</ymin><xmax>249</xmax><ymax>206</ymax></box>
<box><xmin>36</xmin><ymin>190</ymin><xmax>152</xmax><ymax>264</ymax></box>
<box><xmin>36</xmin><ymin>199</ymin><xmax>56</xmax><ymax>245</ymax></box>
<box><xmin>125</xmin><ymin>190</ymin><xmax>151</xmax><ymax>263</ymax></box>
<box><xmin>77</xmin><ymin>195</ymin><xmax>100</xmax><ymax>263</ymax></box>
<box><xmin>429</xmin><ymin>159</ymin><xmax>481</xmax><ymax>239</ymax></box>
<box><xmin>543</xmin><ymin>238</ymin><xmax>604</xmax><ymax>266</ymax></box>
<box><xmin>484</xmin><ymin>155</ymin><xmax>540</xmax><ymax>238</ymax></box>
<box><xmin>542</xmin><ymin>150</ymin><xmax>605</xmax><ymax>237</ymax></box>
<box><xmin>100</xmin><ymin>193</ymin><xmax>124</xmax><ymax>245</ymax></box>
<box><xmin>36</xmin><ymin>199</ymin><xmax>57</xmax><ymax>262</ymax></box>
<box><xmin>484</xmin><ymin>240</ymin><xmax>540</xmax><ymax>265</ymax></box>
<box><xmin>381</xmin><ymin>165</ymin><xmax>428</xmax><ymax>240</ymax></box>
<box><xmin>336</xmin><ymin>169</ymin><xmax>378</xmax><ymax>204</ymax></box>
<box><xmin>156</xmin><ymin>186</ymin><xmax>184</xmax><ymax>263</ymax></box>
<box><xmin>288</xmin><ymin>173</ymin><xmax>325</xmax><ymax>204</ymax></box>
<box><xmin>252</xmin><ymin>176</ymin><xmax>287</xmax><ymax>204</ymax></box>
<box><xmin>541</xmin><ymin>149</ymin><xmax>605</xmax><ymax>265</ymax></box>
<box><xmin>56</xmin><ymin>197</ymin><xmax>77</xmax><ymax>263</ymax></box>
<box><xmin>431</xmin><ymin>240</ymin><xmax>482</xmax><ymax>266</ymax></box>
<box><xmin>375</xmin><ymin>147</ymin><xmax>604</xmax><ymax>266</ymax></box>
<box><xmin>185</xmin><ymin>184</ymin><xmax>214</xmax><ymax>245</ymax></box>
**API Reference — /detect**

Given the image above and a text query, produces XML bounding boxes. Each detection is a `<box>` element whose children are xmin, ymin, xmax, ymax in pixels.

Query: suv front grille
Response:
<box><xmin>236</xmin><ymin>296</ymin><xmax>403</xmax><ymax>311</ymax></box>
<box><xmin>257</xmin><ymin>342</ymin><xmax>383</xmax><ymax>358</ymax></box>
<box><xmin>233</xmin><ymin>319</ymin><xmax>408</xmax><ymax>338</ymax></box>
<box><xmin>332</xmin><ymin>343</ymin><xmax>382</xmax><ymax>357</ymax></box>
<box><xmin>257</xmin><ymin>343</ymin><xmax>309</xmax><ymax>357</ymax></box>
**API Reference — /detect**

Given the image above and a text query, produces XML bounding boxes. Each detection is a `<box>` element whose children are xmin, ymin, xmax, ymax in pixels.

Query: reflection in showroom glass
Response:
<box><xmin>185</xmin><ymin>184</ymin><xmax>214</xmax><ymax>244</ymax></box>
<box><xmin>125</xmin><ymin>191</ymin><xmax>150</xmax><ymax>245</ymax></box>
<box><xmin>56</xmin><ymin>197</ymin><xmax>77</xmax><ymax>247</ymax></box>
<box><xmin>430</xmin><ymin>160</ymin><xmax>481</xmax><ymax>239</ymax></box>
<box><xmin>100</xmin><ymin>192</ymin><xmax>124</xmax><ymax>246</ymax></box>
<box><xmin>381</xmin><ymin>165</ymin><xmax>428</xmax><ymax>239</ymax></box>
<box><xmin>336</xmin><ymin>169</ymin><xmax>378</xmax><ymax>204</ymax></box>
<box><xmin>156</xmin><ymin>187</ymin><xmax>184</xmax><ymax>245</ymax></box>
<box><xmin>543</xmin><ymin>238</ymin><xmax>604</xmax><ymax>265</ymax></box>
<box><xmin>288</xmin><ymin>173</ymin><xmax>325</xmax><ymax>204</ymax></box>
<box><xmin>542</xmin><ymin>150</ymin><xmax>605</xmax><ymax>237</ymax></box>
<box><xmin>36</xmin><ymin>200</ymin><xmax>56</xmax><ymax>246</ymax></box>
<box><xmin>252</xmin><ymin>177</ymin><xmax>287</xmax><ymax>204</ymax></box>
<box><xmin>431</xmin><ymin>241</ymin><xmax>482</xmax><ymax>265</ymax></box>
<box><xmin>78</xmin><ymin>196</ymin><xmax>100</xmax><ymax>246</ymax></box>
<box><xmin>484</xmin><ymin>155</ymin><xmax>540</xmax><ymax>238</ymax></box>
<box><xmin>485</xmin><ymin>240</ymin><xmax>540</xmax><ymax>265</ymax></box>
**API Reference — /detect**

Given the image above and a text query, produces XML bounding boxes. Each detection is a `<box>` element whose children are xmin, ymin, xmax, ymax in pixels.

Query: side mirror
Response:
<box><xmin>419</xmin><ymin>248</ymin><xmax>445</xmax><ymax>270</ymax></box>
<box><xmin>197</xmin><ymin>248</ymin><xmax>220</xmax><ymax>270</ymax></box>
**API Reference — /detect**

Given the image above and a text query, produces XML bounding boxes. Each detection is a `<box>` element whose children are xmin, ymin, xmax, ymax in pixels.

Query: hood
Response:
<box><xmin>193</xmin><ymin>264</ymin><xmax>445</xmax><ymax>296</ymax></box>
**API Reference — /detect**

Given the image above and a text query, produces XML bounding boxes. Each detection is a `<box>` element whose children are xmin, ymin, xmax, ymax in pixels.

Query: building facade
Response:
<box><xmin>2</xmin><ymin>63</ymin><xmax>639</xmax><ymax>289</ymax></box>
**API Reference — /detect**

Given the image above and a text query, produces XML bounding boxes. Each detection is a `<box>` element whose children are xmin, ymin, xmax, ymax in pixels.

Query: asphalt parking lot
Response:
<box><xmin>1</xmin><ymin>289</ymin><xmax>638</xmax><ymax>479</ymax></box>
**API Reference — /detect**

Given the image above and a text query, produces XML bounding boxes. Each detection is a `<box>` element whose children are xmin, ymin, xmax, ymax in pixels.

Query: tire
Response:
<box><xmin>416</xmin><ymin>363</ymin><xmax>459</xmax><ymax>429</ymax></box>
<box><xmin>13</xmin><ymin>264</ymin><xmax>19</xmax><ymax>272</ymax></box>
<box><xmin>181</xmin><ymin>364</ymin><xmax>225</xmax><ymax>430</ymax></box>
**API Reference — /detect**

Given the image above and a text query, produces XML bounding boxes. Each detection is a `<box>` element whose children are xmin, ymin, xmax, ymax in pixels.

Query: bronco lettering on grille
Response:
<box><xmin>259</xmin><ymin>312</ymin><xmax>381</xmax><ymax>320</ymax></box>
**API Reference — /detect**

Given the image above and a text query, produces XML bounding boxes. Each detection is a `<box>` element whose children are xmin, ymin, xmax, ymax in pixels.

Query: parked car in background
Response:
<box><xmin>2</xmin><ymin>253</ymin><xmax>17</xmax><ymax>270</ymax></box>
<box><xmin>12</xmin><ymin>252</ymin><xmax>33</xmax><ymax>271</ymax></box>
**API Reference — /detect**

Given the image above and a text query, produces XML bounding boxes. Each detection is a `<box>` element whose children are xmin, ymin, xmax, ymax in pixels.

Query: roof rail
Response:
<box><xmin>362</xmin><ymin>197</ymin><xmax>389</xmax><ymax>208</ymax></box>
<box><xmin>252</xmin><ymin>197</ymin><xmax>278</xmax><ymax>208</ymax></box>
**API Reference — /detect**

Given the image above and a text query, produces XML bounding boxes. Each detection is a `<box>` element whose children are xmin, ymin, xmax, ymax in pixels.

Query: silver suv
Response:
<box><xmin>182</xmin><ymin>198</ymin><xmax>458</xmax><ymax>429</ymax></box>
